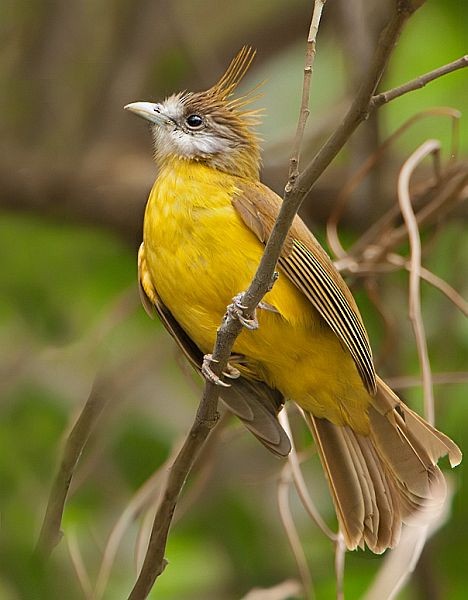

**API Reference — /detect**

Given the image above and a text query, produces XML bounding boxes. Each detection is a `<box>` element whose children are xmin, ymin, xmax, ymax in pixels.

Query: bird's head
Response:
<box><xmin>125</xmin><ymin>47</ymin><xmax>262</xmax><ymax>179</ymax></box>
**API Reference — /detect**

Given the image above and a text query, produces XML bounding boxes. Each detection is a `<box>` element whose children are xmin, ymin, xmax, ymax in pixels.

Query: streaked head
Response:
<box><xmin>125</xmin><ymin>47</ymin><xmax>262</xmax><ymax>179</ymax></box>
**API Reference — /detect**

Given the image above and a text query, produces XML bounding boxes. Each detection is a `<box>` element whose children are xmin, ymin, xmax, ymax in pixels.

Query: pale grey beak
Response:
<box><xmin>124</xmin><ymin>101</ymin><xmax>166</xmax><ymax>125</ymax></box>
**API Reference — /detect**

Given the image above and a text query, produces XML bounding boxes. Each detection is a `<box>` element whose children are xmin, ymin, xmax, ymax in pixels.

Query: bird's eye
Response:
<box><xmin>186</xmin><ymin>114</ymin><xmax>204</xmax><ymax>129</ymax></box>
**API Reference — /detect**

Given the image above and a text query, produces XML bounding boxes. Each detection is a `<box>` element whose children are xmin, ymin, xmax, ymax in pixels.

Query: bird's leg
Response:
<box><xmin>226</xmin><ymin>293</ymin><xmax>259</xmax><ymax>330</ymax></box>
<box><xmin>201</xmin><ymin>354</ymin><xmax>240</xmax><ymax>387</ymax></box>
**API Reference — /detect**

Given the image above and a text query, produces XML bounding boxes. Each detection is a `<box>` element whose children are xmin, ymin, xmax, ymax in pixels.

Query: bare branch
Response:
<box><xmin>277</xmin><ymin>466</ymin><xmax>314</xmax><ymax>600</ymax></box>
<box><xmin>299</xmin><ymin>0</ymin><xmax>424</xmax><ymax>204</ymax></box>
<box><xmin>370</xmin><ymin>55</ymin><xmax>468</xmax><ymax>109</ymax></box>
<box><xmin>386</xmin><ymin>371</ymin><xmax>468</xmax><ymax>390</ymax></box>
<box><xmin>326</xmin><ymin>107</ymin><xmax>461</xmax><ymax>260</ymax></box>
<box><xmin>334</xmin><ymin>533</ymin><xmax>346</xmax><ymax>600</ymax></box>
<box><xmin>67</xmin><ymin>530</ymin><xmax>94</xmax><ymax>600</ymax></box>
<box><xmin>288</xmin><ymin>0</ymin><xmax>327</xmax><ymax>184</ymax></box>
<box><xmin>278</xmin><ymin>408</ymin><xmax>336</xmax><ymax>540</ymax></box>
<box><xmin>386</xmin><ymin>253</ymin><xmax>468</xmax><ymax>316</ymax></box>
<box><xmin>36</xmin><ymin>375</ymin><xmax>110</xmax><ymax>557</ymax></box>
<box><xmin>397</xmin><ymin>139</ymin><xmax>441</xmax><ymax>425</ymax></box>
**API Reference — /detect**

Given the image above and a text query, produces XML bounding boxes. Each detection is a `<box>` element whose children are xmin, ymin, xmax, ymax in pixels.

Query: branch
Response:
<box><xmin>370</xmin><ymin>55</ymin><xmax>468</xmax><ymax>109</ymax></box>
<box><xmin>397</xmin><ymin>139</ymin><xmax>441</xmax><ymax>425</ymax></box>
<box><xmin>36</xmin><ymin>376</ymin><xmax>109</xmax><ymax>557</ymax></box>
<box><xmin>277</xmin><ymin>465</ymin><xmax>314</xmax><ymax>600</ymax></box>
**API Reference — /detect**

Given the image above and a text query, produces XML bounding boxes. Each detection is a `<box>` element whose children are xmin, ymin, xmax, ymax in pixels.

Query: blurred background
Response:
<box><xmin>1</xmin><ymin>0</ymin><xmax>467</xmax><ymax>598</ymax></box>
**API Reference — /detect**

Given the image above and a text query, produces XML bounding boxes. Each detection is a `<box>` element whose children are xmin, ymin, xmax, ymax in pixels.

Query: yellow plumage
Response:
<box><xmin>127</xmin><ymin>47</ymin><xmax>461</xmax><ymax>553</ymax></box>
<box><xmin>143</xmin><ymin>158</ymin><xmax>370</xmax><ymax>432</ymax></box>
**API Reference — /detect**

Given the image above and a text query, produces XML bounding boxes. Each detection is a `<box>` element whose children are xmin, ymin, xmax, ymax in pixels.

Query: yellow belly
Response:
<box><xmin>144</xmin><ymin>159</ymin><xmax>370</xmax><ymax>432</ymax></box>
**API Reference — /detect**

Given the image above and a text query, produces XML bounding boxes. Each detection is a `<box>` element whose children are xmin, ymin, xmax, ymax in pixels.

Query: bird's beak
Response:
<box><xmin>124</xmin><ymin>101</ymin><xmax>166</xmax><ymax>125</ymax></box>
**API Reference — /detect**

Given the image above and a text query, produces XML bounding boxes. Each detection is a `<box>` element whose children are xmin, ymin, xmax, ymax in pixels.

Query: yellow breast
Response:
<box><xmin>143</xmin><ymin>158</ymin><xmax>370</xmax><ymax>432</ymax></box>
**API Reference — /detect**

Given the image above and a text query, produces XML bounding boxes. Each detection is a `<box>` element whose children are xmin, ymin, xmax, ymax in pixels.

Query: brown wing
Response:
<box><xmin>138</xmin><ymin>243</ymin><xmax>291</xmax><ymax>457</ymax></box>
<box><xmin>232</xmin><ymin>181</ymin><xmax>377</xmax><ymax>394</ymax></box>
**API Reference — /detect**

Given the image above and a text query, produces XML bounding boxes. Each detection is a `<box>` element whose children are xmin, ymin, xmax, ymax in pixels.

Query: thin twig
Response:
<box><xmin>386</xmin><ymin>253</ymin><xmax>468</xmax><ymax>316</ymax></box>
<box><xmin>327</xmin><ymin>107</ymin><xmax>461</xmax><ymax>260</ymax></box>
<box><xmin>94</xmin><ymin>452</ymin><xmax>177</xmax><ymax>600</ymax></box>
<box><xmin>278</xmin><ymin>408</ymin><xmax>336</xmax><ymax>540</ymax></box>
<box><xmin>67</xmin><ymin>530</ymin><xmax>94</xmax><ymax>600</ymax></box>
<box><xmin>370</xmin><ymin>55</ymin><xmax>468</xmax><ymax>109</ymax></box>
<box><xmin>397</xmin><ymin>139</ymin><xmax>441</xmax><ymax>425</ymax></box>
<box><xmin>36</xmin><ymin>375</ymin><xmax>110</xmax><ymax>557</ymax></box>
<box><xmin>334</xmin><ymin>533</ymin><xmax>346</xmax><ymax>600</ymax></box>
<box><xmin>386</xmin><ymin>371</ymin><xmax>468</xmax><ymax>391</ymax></box>
<box><xmin>299</xmin><ymin>0</ymin><xmax>425</xmax><ymax>206</ymax></box>
<box><xmin>288</xmin><ymin>0</ymin><xmax>326</xmax><ymax>184</ymax></box>
<box><xmin>277</xmin><ymin>466</ymin><xmax>314</xmax><ymax>600</ymax></box>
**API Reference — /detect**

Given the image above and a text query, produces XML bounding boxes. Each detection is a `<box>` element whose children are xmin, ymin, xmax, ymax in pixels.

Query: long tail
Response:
<box><xmin>306</xmin><ymin>377</ymin><xmax>461</xmax><ymax>553</ymax></box>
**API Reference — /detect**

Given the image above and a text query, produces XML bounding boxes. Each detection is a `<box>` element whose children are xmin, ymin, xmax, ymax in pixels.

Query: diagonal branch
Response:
<box><xmin>36</xmin><ymin>375</ymin><xmax>110</xmax><ymax>557</ymax></box>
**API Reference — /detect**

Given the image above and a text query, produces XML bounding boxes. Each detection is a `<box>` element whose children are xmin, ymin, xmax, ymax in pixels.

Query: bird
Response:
<box><xmin>125</xmin><ymin>47</ymin><xmax>461</xmax><ymax>553</ymax></box>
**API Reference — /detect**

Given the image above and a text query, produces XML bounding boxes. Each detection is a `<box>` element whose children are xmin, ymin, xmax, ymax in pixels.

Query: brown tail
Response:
<box><xmin>306</xmin><ymin>377</ymin><xmax>461</xmax><ymax>553</ymax></box>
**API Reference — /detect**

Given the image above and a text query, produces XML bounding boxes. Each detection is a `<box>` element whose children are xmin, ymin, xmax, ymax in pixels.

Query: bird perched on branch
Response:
<box><xmin>125</xmin><ymin>47</ymin><xmax>461</xmax><ymax>553</ymax></box>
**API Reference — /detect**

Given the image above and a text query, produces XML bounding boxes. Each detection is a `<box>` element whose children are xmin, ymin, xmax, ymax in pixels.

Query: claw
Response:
<box><xmin>223</xmin><ymin>363</ymin><xmax>241</xmax><ymax>379</ymax></box>
<box><xmin>202</xmin><ymin>354</ymin><xmax>231</xmax><ymax>387</ymax></box>
<box><xmin>227</xmin><ymin>293</ymin><xmax>259</xmax><ymax>330</ymax></box>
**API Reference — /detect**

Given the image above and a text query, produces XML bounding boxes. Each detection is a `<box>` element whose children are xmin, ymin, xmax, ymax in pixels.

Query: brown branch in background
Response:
<box><xmin>327</xmin><ymin>107</ymin><xmax>461</xmax><ymax>260</ymax></box>
<box><xmin>387</xmin><ymin>371</ymin><xmax>468</xmax><ymax>391</ymax></box>
<box><xmin>334</xmin><ymin>534</ymin><xmax>346</xmax><ymax>600</ymax></box>
<box><xmin>397</xmin><ymin>139</ymin><xmax>441</xmax><ymax>425</ymax></box>
<box><xmin>333</xmin><ymin>160</ymin><xmax>468</xmax><ymax>274</ymax></box>
<box><xmin>36</xmin><ymin>375</ymin><xmax>110</xmax><ymax>557</ymax></box>
<box><xmin>386</xmin><ymin>253</ymin><xmax>468</xmax><ymax>316</ymax></box>
<box><xmin>278</xmin><ymin>408</ymin><xmax>336</xmax><ymax>540</ymax></box>
<box><xmin>127</xmin><ymin>3</ymin><xmax>326</xmax><ymax>598</ymax></box>
<box><xmin>67</xmin><ymin>530</ymin><xmax>94</xmax><ymax>600</ymax></box>
<box><xmin>277</xmin><ymin>466</ymin><xmax>314</xmax><ymax>600</ymax></box>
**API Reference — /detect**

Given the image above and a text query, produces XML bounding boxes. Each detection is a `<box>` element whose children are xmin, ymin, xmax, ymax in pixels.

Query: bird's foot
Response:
<box><xmin>227</xmin><ymin>293</ymin><xmax>259</xmax><ymax>330</ymax></box>
<box><xmin>202</xmin><ymin>354</ymin><xmax>238</xmax><ymax>387</ymax></box>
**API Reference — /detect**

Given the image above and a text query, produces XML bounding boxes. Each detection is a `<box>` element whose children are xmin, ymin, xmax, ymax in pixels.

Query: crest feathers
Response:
<box><xmin>210</xmin><ymin>46</ymin><xmax>257</xmax><ymax>100</ymax></box>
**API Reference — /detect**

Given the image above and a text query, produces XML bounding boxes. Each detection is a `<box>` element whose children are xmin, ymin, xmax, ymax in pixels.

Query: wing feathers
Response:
<box><xmin>233</xmin><ymin>183</ymin><xmax>377</xmax><ymax>394</ymax></box>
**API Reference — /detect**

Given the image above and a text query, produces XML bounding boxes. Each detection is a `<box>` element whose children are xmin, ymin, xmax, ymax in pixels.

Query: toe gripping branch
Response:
<box><xmin>201</xmin><ymin>354</ymin><xmax>241</xmax><ymax>388</ymax></box>
<box><xmin>202</xmin><ymin>275</ymin><xmax>280</xmax><ymax>388</ymax></box>
<box><xmin>226</xmin><ymin>293</ymin><xmax>259</xmax><ymax>330</ymax></box>
<box><xmin>201</xmin><ymin>292</ymin><xmax>258</xmax><ymax>388</ymax></box>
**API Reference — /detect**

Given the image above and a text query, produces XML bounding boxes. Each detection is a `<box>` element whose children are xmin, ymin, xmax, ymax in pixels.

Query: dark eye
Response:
<box><xmin>186</xmin><ymin>114</ymin><xmax>204</xmax><ymax>129</ymax></box>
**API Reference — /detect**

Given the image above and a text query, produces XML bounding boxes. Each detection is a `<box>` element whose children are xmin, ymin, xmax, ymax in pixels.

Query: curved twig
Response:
<box><xmin>397</xmin><ymin>139</ymin><xmax>441</xmax><ymax>424</ymax></box>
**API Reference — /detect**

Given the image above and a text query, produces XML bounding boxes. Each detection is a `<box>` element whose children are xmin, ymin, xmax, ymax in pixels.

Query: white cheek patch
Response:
<box><xmin>179</xmin><ymin>130</ymin><xmax>231</xmax><ymax>156</ymax></box>
<box><xmin>156</xmin><ymin>127</ymin><xmax>232</xmax><ymax>159</ymax></box>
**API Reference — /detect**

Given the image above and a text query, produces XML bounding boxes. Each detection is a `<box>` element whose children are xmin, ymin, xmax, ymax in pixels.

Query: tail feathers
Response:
<box><xmin>305</xmin><ymin>379</ymin><xmax>461</xmax><ymax>553</ymax></box>
<box><xmin>307</xmin><ymin>414</ymin><xmax>401</xmax><ymax>553</ymax></box>
<box><xmin>373</xmin><ymin>377</ymin><xmax>462</xmax><ymax>469</ymax></box>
